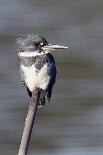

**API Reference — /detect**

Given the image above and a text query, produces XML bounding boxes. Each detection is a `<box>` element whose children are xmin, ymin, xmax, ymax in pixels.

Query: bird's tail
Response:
<box><xmin>38</xmin><ymin>97</ymin><xmax>45</xmax><ymax>107</ymax></box>
<box><xmin>38</xmin><ymin>90</ymin><xmax>46</xmax><ymax>108</ymax></box>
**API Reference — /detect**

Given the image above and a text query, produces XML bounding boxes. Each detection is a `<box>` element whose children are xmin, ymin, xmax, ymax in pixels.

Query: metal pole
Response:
<box><xmin>18</xmin><ymin>88</ymin><xmax>40</xmax><ymax>155</ymax></box>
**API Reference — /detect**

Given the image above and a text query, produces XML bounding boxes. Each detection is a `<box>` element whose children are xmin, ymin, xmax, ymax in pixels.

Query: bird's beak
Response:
<box><xmin>42</xmin><ymin>44</ymin><xmax>68</xmax><ymax>53</ymax></box>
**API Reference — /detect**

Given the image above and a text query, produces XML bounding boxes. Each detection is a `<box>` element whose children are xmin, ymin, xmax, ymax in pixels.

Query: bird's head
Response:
<box><xmin>17</xmin><ymin>34</ymin><xmax>68</xmax><ymax>57</ymax></box>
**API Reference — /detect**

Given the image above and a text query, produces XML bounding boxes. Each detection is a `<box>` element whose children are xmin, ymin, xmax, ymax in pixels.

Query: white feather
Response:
<box><xmin>20</xmin><ymin>63</ymin><xmax>50</xmax><ymax>92</ymax></box>
<box><xmin>18</xmin><ymin>51</ymin><xmax>49</xmax><ymax>57</ymax></box>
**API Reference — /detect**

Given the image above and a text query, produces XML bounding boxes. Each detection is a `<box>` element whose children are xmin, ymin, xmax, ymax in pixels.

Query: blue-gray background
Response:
<box><xmin>0</xmin><ymin>0</ymin><xmax>103</xmax><ymax>155</ymax></box>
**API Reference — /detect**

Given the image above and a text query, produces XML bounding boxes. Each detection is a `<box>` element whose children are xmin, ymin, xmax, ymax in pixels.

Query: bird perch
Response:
<box><xmin>17</xmin><ymin>34</ymin><xmax>68</xmax><ymax>155</ymax></box>
<box><xmin>18</xmin><ymin>88</ymin><xmax>40</xmax><ymax>155</ymax></box>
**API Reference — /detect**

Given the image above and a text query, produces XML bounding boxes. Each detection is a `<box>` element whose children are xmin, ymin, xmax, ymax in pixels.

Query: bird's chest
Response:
<box><xmin>19</xmin><ymin>54</ymin><xmax>51</xmax><ymax>90</ymax></box>
<box><xmin>20</xmin><ymin>63</ymin><xmax>50</xmax><ymax>91</ymax></box>
<box><xmin>21</xmin><ymin>63</ymin><xmax>49</xmax><ymax>79</ymax></box>
<box><xmin>20</xmin><ymin>56</ymin><xmax>36</xmax><ymax>67</ymax></box>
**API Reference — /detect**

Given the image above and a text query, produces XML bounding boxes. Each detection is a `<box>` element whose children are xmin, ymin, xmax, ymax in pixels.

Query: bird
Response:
<box><xmin>17</xmin><ymin>34</ymin><xmax>68</xmax><ymax>107</ymax></box>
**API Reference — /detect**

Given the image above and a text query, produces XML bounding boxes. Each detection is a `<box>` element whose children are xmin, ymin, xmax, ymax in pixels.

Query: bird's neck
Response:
<box><xmin>18</xmin><ymin>51</ymin><xmax>45</xmax><ymax>57</ymax></box>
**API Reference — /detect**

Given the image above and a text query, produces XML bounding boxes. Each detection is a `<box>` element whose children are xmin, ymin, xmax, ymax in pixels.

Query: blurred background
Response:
<box><xmin>0</xmin><ymin>0</ymin><xmax>103</xmax><ymax>155</ymax></box>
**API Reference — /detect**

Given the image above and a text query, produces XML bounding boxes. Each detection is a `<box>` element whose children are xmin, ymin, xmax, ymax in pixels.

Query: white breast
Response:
<box><xmin>20</xmin><ymin>63</ymin><xmax>50</xmax><ymax>92</ymax></box>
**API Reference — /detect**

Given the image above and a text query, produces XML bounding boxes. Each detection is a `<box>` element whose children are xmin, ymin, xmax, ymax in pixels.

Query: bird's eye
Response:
<box><xmin>40</xmin><ymin>42</ymin><xmax>43</xmax><ymax>46</ymax></box>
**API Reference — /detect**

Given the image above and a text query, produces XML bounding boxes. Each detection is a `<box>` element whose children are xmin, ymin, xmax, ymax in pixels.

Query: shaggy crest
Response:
<box><xmin>17</xmin><ymin>34</ymin><xmax>48</xmax><ymax>52</ymax></box>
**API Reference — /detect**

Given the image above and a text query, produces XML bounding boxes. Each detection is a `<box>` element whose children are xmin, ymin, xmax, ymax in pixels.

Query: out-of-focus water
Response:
<box><xmin>0</xmin><ymin>0</ymin><xmax>103</xmax><ymax>155</ymax></box>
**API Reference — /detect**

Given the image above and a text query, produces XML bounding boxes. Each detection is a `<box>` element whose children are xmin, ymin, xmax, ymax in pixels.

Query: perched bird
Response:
<box><xmin>17</xmin><ymin>34</ymin><xmax>67</xmax><ymax>107</ymax></box>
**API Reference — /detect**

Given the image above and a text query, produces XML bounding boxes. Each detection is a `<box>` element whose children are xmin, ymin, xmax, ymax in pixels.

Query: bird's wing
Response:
<box><xmin>46</xmin><ymin>54</ymin><xmax>57</xmax><ymax>101</ymax></box>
